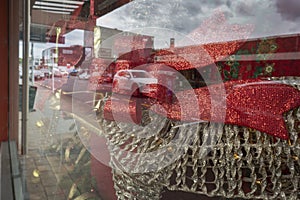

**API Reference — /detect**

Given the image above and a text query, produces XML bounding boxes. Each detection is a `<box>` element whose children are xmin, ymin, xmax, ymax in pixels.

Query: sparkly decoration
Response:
<box><xmin>113</xmin><ymin>33</ymin><xmax>152</xmax><ymax>61</ymax></box>
<box><xmin>104</xmin><ymin>28</ymin><xmax>300</xmax><ymax>86</ymax></box>
<box><xmin>90</xmin><ymin>11</ymin><xmax>300</xmax><ymax>200</ymax></box>
<box><xmin>36</xmin><ymin>120</ymin><xmax>44</xmax><ymax>127</ymax></box>
<box><xmin>233</xmin><ymin>153</ymin><xmax>239</xmax><ymax>160</ymax></box>
<box><xmin>292</xmin><ymin>156</ymin><xmax>299</xmax><ymax>161</ymax></box>
<box><xmin>103</xmin><ymin>96</ymin><xmax>142</xmax><ymax>124</ymax></box>
<box><xmin>32</xmin><ymin>169</ymin><xmax>40</xmax><ymax>178</ymax></box>
<box><xmin>104</xmin><ymin>79</ymin><xmax>300</xmax><ymax>140</ymax></box>
<box><xmin>217</xmin><ymin>34</ymin><xmax>300</xmax><ymax>81</ymax></box>
<box><xmin>187</xmin><ymin>10</ymin><xmax>254</xmax><ymax>45</ymax></box>
<box><xmin>256</xmin><ymin>38</ymin><xmax>278</xmax><ymax>59</ymax></box>
<box><xmin>153</xmin><ymin>40</ymin><xmax>245</xmax><ymax>71</ymax></box>
<box><xmin>264</xmin><ymin>63</ymin><xmax>275</xmax><ymax>75</ymax></box>
<box><xmin>90</xmin><ymin>8</ymin><xmax>300</xmax><ymax>200</ymax></box>
<box><xmin>95</xmin><ymin>78</ymin><xmax>300</xmax><ymax>200</ymax></box>
<box><xmin>222</xmin><ymin>56</ymin><xmax>240</xmax><ymax>80</ymax></box>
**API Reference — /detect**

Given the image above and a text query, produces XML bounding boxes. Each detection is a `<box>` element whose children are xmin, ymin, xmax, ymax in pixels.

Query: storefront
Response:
<box><xmin>1</xmin><ymin>0</ymin><xmax>300</xmax><ymax>199</ymax></box>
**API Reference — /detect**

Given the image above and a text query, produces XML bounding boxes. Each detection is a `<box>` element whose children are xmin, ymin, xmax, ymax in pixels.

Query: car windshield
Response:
<box><xmin>131</xmin><ymin>71</ymin><xmax>152</xmax><ymax>78</ymax></box>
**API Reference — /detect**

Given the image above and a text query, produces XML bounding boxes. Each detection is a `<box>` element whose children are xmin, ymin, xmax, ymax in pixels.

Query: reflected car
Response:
<box><xmin>112</xmin><ymin>69</ymin><xmax>158</xmax><ymax>96</ymax></box>
<box><xmin>68</xmin><ymin>68</ymin><xmax>80</xmax><ymax>77</ymax></box>
<box><xmin>60</xmin><ymin>69</ymin><xmax>69</xmax><ymax>76</ymax></box>
<box><xmin>40</xmin><ymin>68</ymin><xmax>51</xmax><ymax>78</ymax></box>
<box><xmin>52</xmin><ymin>68</ymin><xmax>62</xmax><ymax>77</ymax></box>
<box><xmin>29</xmin><ymin>69</ymin><xmax>45</xmax><ymax>80</ymax></box>
<box><xmin>78</xmin><ymin>71</ymin><xmax>91</xmax><ymax>80</ymax></box>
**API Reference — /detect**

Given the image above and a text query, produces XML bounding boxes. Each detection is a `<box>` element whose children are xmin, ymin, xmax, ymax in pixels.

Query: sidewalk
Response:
<box><xmin>19</xmin><ymin>83</ymin><xmax>103</xmax><ymax>200</ymax></box>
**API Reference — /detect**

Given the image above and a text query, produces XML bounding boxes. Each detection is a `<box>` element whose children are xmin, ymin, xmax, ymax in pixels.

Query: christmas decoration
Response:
<box><xmin>95</xmin><ymin>77</ymin><xmax>300</xmax><ymax>199</ymax></box>
<box><xmin>92</xmin><ymin>33</ymin><xmax>300</xmax><ymax>199</ymax></box>
<box><xmin>104</xmin><ymin>79</ymin><xmax>300</xmax><ymax>140</ymax></box>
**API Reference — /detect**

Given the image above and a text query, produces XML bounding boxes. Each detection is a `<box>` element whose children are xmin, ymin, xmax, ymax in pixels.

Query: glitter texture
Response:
<box><xmin>104</xmin><ymin>79</ymin><xmax>300</xmax><ymax>139</ymax></box>
<box><xmin>97</xmin><ymin>78</ymin><xmax>300</xmax><ymax>200</ymax></box>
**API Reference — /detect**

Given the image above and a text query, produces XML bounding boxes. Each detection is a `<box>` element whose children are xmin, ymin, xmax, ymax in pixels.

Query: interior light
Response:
<box><xmin>33</xmin><ymin>5</ymin><xmax>74</xmax><ymax>12</ymax></box>
<box><xmin>38</xmin><ymin>0</ymin><xmax>84</xmax><ymax>5</ymax></box>
<box><xmin>35</xmin><ymin>1</ymin><xmax>79</xmax><ymax>8</ymax></box>
<box><xmin>41</xmin><ymin>10</ymin><xmax>72</xmax><ymax>14</ymax></box>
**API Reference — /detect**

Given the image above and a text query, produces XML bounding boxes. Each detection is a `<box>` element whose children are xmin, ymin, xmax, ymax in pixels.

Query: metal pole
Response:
<box><xmin>52</xmin><ymin>54</ymin><xmax>54</xmax><ymax>93</ymax></box>
<box><xmin>21</xmin><ymin>0</ymin><xmax>30</xmax><ymax>155</ymax></box>
<box><xmin>52</xmin><ymin>27</ymin><xmax>61</xmax><ymax>93</ymax></box>
<box><xmin>31</xmin><ymin>42</ymin><xmax>34</xmax><ymax>85</ymax></box>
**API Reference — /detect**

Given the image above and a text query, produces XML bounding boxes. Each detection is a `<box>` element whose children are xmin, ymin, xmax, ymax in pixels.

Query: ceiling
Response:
<box><xmin>32</xmin><ymin>0</ymin><xmax>85</xmax><ymax>16</ymax></box>
<box><xmin>23</xmin><ymin>0</ymin><xmax>132</xmax><ymax>43</ymax></box>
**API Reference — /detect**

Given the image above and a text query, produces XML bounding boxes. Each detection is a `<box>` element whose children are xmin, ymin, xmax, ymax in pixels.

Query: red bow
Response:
<box><xmin>104</xmin><ymin>79</ymin><xmax>300</xmax><ymax>140</ymax></box>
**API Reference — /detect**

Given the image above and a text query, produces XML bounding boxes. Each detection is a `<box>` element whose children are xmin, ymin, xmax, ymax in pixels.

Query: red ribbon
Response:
<box><xmin>104</xmin><ymin>79</ymin><xmax>300</xmax><ymax>140</ymax></box>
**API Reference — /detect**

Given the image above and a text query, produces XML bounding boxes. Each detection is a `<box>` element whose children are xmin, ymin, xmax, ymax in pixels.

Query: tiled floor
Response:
<box><xmin>20</xmin><ymin>151</ymin><xmax>70</xmax><ymax>199</ymax></box>
<box><xmin>19</xmin><ymin>134</ymin><xmax>103</xmax><ymax>200</ymax></box>
<box><xmin>19</xmin><ymin>85</ymin><xmax>102</xmax><ymax>200</ymax></box>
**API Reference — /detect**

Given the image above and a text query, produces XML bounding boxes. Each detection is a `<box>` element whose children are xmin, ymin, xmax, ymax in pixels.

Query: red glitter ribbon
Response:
<box><xmin>104</xmin><ymin>96</ymin><xmax>142</xmax><ymax>124</ymax></box>
<box><xmin>104</xmin><ymin>80</ymin><xmax>300</xmax><ymax>140</ymax></box>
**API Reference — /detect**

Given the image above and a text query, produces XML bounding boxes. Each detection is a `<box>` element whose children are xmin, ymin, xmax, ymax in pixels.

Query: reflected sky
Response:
<box><xmin>27</xmin><ymin>0</ymin><xmax>300</xmax><ymax>58</ymax></box>
<box><xmin>96</xmin><ymin>0</ymin><xmax>300</xmax><ymax>40</ymax></box>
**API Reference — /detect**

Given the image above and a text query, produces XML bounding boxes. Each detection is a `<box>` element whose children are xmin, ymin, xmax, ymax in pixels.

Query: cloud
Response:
<box><xmin>276</xmin><ymin>0</ymin><xmax>300</xmax><ymax>21</ymax></box>
<box><xmin>234</xmin><ymin>1</ymin><xmax>256</xmax><ymax>16</ymax></box>
<box><xmin>97</xmin><ymin>0</ymin><xmax>229</xmax><ymax>34</ymax></box>
<box><xmin>97</xmin><ymin>0</ymin><xmax>300</xmax><ymax>43</ymax></box>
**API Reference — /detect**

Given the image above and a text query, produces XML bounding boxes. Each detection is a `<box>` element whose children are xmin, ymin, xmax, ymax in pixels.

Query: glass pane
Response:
<box><xmin>16</xmin><ymin>0</ymin><xmax>300</xmax><ymax>200</ymax></box>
